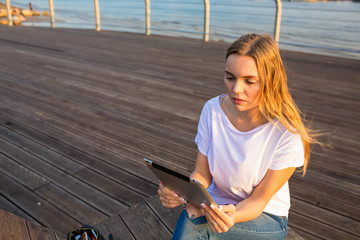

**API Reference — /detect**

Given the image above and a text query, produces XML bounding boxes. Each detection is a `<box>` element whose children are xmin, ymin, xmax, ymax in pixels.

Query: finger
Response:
<box><xmin>162</xmin><ymin>201</ymin><xmax>181</xmax><ymax>208</ymax></box>
<box><xmin>158</xmin><ymin>195</ymin><xmax>180</xmax><ymax>204</ymax></box>
<box><xmin>158</xmin><ymin>193</ymin><xmax>186</xmax><ymax>207</ymax></box>
<box><xmin>219</xmin><ymin>204</ymin><xmax>236</xmax><ymax>215</ymax></box>
<box><xmin>204</xmin><ymin>210</ymin><xmax>222</xmax><ymax>233</ymax></box>
<box><xmin>202</xmin><ymin>204</ymin><xmax>231</xmax><ymax>232</ymax></box>
<box><xmin>159</xmin><ymin>184</ymin><xmax>178</xmax><ymax>196</ymax></box>
<box><xmin>204</xmin><ymin>211</ymin><xmax>216</xmax><ymax>232</ymax></box>
<box><xmin>209</xmin><ymin>204</ymin><xmax>235</xmax><ymax>228</ymax></box>
<box><xmin>161</xmin><ymin>198</ymin><xmax>181</xmax><ymax>208</ymax></box>
<box><xmin>158</xmin><ymin>186</ymin><xmax>185</xmax><ymax>203</ymax></box>
<box><xmin>157</xmin><ymin>188</ymin><xmax>178</xmax><ymax>199</ymax></box>
<box><xmin>158</xmin><ymin>190</ymin><xmax>184</xmax><ymax>203</ymax></box>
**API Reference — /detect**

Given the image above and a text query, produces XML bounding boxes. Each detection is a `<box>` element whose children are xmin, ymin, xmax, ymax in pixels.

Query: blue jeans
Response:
<box><xmin>172</xmin><ymin>209</ymin><xmax>287</xmax><ymax>240</ymax></box>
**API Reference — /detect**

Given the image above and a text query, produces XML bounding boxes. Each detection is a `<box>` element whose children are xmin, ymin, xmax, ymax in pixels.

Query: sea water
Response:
<box><xmin>13</xmin><ymin>0</ymin><xmax>360</xmax><ymax>59</ymax></box>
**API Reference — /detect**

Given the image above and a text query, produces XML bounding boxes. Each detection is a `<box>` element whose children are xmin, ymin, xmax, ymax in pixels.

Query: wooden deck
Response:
<box><xmin>0</xmin><ymin>26</ymin><xmax>359</xmax><ymax>240</ymax></box>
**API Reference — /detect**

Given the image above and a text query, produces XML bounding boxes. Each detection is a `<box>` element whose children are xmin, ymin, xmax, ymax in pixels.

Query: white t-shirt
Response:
<box><xmin>195</xmin><ymin>95</ymin><xmax>304</xmax><ymax>217</ymax></box>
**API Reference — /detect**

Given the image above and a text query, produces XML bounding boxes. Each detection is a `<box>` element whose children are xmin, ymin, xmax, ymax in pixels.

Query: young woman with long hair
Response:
<box><xmin>158</xmin><ymin>33</ymin><xmax>318</xmax><ymax>240</ymax></box>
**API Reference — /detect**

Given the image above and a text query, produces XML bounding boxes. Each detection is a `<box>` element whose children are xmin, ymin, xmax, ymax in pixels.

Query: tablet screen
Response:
<box><xmin>144</xmin><ymin>158</ymin><xmax>214</xmax><ymax>208</ymax></box>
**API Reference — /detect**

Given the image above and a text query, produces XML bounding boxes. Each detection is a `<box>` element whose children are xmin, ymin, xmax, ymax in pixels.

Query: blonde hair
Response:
<box><xmin>226</xmin><ymin>33</ymin><xmax>319</xmax><ymax>175</ymax></box>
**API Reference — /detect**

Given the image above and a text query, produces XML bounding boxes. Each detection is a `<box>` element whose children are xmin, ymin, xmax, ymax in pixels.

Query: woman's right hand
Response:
<box><xmin>158</xmin><ymin>181</ymin><xmax>186</xmax><ymax>208</ymax></box>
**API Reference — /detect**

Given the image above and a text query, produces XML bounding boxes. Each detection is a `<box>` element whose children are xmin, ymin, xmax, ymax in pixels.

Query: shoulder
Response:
<box><xmin>203</xmin><ymin>95</ymin><xmax>222</xmax><ymax>107</ymax></box>
<box><xmin>269</xmin><ymin>121</ymin><xmax>305</xmax><ymax>169</ymax></box>
<box><xmin>270</xmin><ymin>121</ymin><xmax>304</xmax><ymax>152</ymax></box>
<box><xmin>200</xmin><ymin>95</ymin><xmax>223</xmax><ymax>114</ymax></box>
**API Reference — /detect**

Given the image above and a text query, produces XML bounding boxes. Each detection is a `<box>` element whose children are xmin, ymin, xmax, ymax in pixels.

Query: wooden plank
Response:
<box><xmin>145</xmin><ymin>195</ymin><xmax>182</xmax><ymax>234</ymax></box>
<box><xmin>288</xmin><ymin>211</ymin><xmax>359</xmax><ymax>240</ymax></box>
<box><xmin>0</xmin><ymin>97</ymin><xmax>196</xmax><ymax>179</ymax></box>
<box><xmin>290</xmin><ymin>175</ymin><xmax>359</xmax><ymax>208</ymax></box>
<box><xmin>75</xmin><ymin>168</ymin><xmax>146</xmax><ymax>206</ymax></box>
<box><xmin>291</xmin><ymin>198</ymin><xmax>359</xmax><ymax>237</ymax></box>
<box><xmin>0</xmin><ymin>79</ymin><xmax>197</xmax><ymax>159</ymax></box>
<box><xmin>0</xmin><ymin>109</ymin><xmax>160</xmax><ymax>193</ymax></box>
<box><xmin>0</xmin><ymin>136</ymin><xmax>127</xmax><ymax>216</ymax></box>
<box><xmin>287</xmin><ymin>227</ymin><xmax>320</xmax><ymax>240</ymax></box>
<box><xmin>290</xmin><ymin>184</ymin><xmax>360</xmax><ymax>222</ymax></box>
<box><xmin>308</xmin><ymin>160</ymin><xmax>360</xmax><ymax>188</ymax></box>
<box><xmin>287</xmin><ymin>227</ymin><xmax>306</xmax><ymax>240</ymax></box>
<box><xmin>0</xmin><ymin>209</ymin><xmax>30</xmax><ymax>240</ymax></box>
<box><xmin>0</xmin><ymin>125</ymin><xmax>84</xmax><ymax>174</ymax></box>
<box><xmin>0</xmin><ymin>94</ymin><xmax>195</xmax><ymax>172</ymax></box>
<box><xmin>0</xmin><ymin>111</ymin><xmax>156</xmax><ymax>205</ymax></box>
<box><xmin>0</xmin><ymin>86</ymin><xmax>197</xmax><ymax>162</ymax></box>
<box><xmin>94</xmin><ymin>214</ymin><xmax>134</xmax><ymax>240</ymax></box>
<box><xmin>0</xmin><ymin>71</ymin><xmax>195</xmax><ymax>165</ymax></box>
<box><xmin>302</xmin><ymin>169</ymin><xmax>360</xmax><ymax>196</ymax></box>
<box><xmin>0</xmin><ymin>195</ymin><xmax>36</xmax><ymax>222</ymax></box>
<box><xmin>35</xmin><ymin>183</ymin><xmax>107</xmax><ymax>226</ymax></box>
<box><xmin>0</xmin><ymin>68</ymin><xmax>198</xmax><ymax>141</ymax></box>
<box><xmin>310</xmin><ymin>152</ymin><xmax>360</xmax><ymax>177</ymax></box>
<box><xmin>0</xmin><ymin>171</ymin><xmax>80</xmax><ymax>234</ymax></box>
<box><xmin>120</xmin><ymin>201</ymin><xmax>172</xmax><ymax>240</ymax></box>
<box><xmin>0</xmin><ymin>152</ymin><xmax>48</xmax><ymax>190</ymax></box>
<box><xmin>27</xmin><ymin>220</ymin><xmax>58</xmax><ymax>240</ymax></box>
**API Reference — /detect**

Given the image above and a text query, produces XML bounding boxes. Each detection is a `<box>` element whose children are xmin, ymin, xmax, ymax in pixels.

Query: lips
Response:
<box><xmin>233</xmin><ymin>97</ymin><xmax>246</xmax><ymax>104</ymax></box>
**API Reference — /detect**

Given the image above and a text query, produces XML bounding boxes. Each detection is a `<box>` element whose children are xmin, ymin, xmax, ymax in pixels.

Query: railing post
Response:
<box><xmin>48</xmin><ymin>0</ymin><xmax>55</xmax><ymax>28</ymax></box>
<box><xmin>94</xmin><ymin>0</ymin><xmax>101</xmax><ymax>31</ymax></box>
<box><xmin>203</xmin><ymin>0</ymin><xmax>210</xmax><ymax>42</ymax></box>
<box><xmin>274</xmin><ymin>0</ymin><xmax>282</xmax><ymax>44</ymax></box>
<box><xmin>145</xmin><ymin>0</ymin><xmax>151</xmax><ymax>35</ymax></box>
<box><xmin>5</xmin><ymin>0</ymin><xmax>13</xmax><ymax>26</ymax></box>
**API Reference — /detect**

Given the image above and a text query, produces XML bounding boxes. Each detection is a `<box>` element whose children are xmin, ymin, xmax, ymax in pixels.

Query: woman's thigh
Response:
<box><xmin>221</xmin><ymin>212</ymin><xmax>288</xmax><ymax>240</ymax></box>
<box><xmin>172</xmin><ymin>209</ymin><xmax>287</xmax><ymax>240</ymax></box>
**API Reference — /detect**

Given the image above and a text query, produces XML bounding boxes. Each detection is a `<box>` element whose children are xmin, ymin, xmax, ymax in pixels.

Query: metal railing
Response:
<box><xmin>4</xmin><ymin>0</ymin><xmax>282</xmax><ymax>43</ymax></box>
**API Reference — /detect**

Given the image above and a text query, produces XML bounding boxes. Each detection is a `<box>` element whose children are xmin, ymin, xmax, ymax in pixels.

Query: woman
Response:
<box><xmin>158</xmin><ymin>33</ymin><xmax>317</xmax><ymax>239</ymax></box>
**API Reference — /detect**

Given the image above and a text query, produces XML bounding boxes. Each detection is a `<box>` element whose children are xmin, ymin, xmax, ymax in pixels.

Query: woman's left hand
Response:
<box><xmin>201</xmin><ymin>203</ymin><xmax>236</xmax><ymax>233</ymax></box>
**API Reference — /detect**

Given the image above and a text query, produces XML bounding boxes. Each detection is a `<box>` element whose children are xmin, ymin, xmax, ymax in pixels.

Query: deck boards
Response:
<box><xmin>0</xmin><ymin>209</ymin><xmax>63</xmax><ymax>240</ymax></box>
<box><xmin>0</xmin><ymin>26</ymin><xmax>359</xmax><ymax>239</ymax></box>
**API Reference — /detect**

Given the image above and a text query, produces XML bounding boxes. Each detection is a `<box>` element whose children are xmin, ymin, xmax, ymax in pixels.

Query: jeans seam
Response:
<box><xmin>235</xmin><ymin>229</ymin><xmax>285</xmax><ymax>234</ymax></box>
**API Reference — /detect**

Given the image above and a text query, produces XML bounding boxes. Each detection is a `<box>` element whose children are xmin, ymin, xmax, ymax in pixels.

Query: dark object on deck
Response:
<box><xmin>67</xmin><ymin>225</ymin><xmax>106</xmax><ymax>240</ymax></box>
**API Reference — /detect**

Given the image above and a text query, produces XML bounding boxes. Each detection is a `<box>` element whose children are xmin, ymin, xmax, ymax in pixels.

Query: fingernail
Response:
<box><xmin>179</xmin><ymin>198</ymin><xmax>185</xmax><ymax>203</ymax></box>
<box><xmin>173</xmin><ymin>193</ymin><xmax>178</xmax><ymax>197</ymax></box>
<box><xmin>200</xmin><ymin>203</ymin><xmax>206</xmax><ymax>209</ymax></box>
<box><xmin>210</xmin><ymin>204</ymin><xmax>215</xmax><ymax>210</ymax></box>
<box><xmin>219</xmin><ymin>205</ymin><xmax>223</xmax><ymax>210</ymax></box>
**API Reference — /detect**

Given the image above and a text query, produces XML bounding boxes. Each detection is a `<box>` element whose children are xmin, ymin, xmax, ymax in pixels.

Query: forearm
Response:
<box><xmin>233</xmin><ymin>168</ymin><xmax>296</xmax><ymax>223</ymax></box>
<box><xmin>190</xmin><ymin>151</ymin><xmax>212</xmax><ymax>189</ymax></box>
<box><xmin>234</xmin><ymin>197</ymin><xmax>267</xmax><ymax>223</ymax></box>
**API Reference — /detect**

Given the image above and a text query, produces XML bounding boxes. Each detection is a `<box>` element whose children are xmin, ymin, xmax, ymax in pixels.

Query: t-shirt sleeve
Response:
<box><xmin>270</xmin><ymin>130</ymin><xmax>305</xmax><ymax>170</ymax></box>
<box><xmin>195</xmin><ymin>102</ymin><xmax>211</xmax><ymax>156</ymax></box>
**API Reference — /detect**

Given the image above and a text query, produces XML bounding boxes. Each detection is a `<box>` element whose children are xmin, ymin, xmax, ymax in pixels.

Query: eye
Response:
<box><xmin>225</xmin><ymin>76</ymin><xmax>235</xmax><ymax>81</ymax></box>
<box><xmin>245</xmin><ymin>78</ymin><xmax>257</xmax><ymax>84</ymax></box>
<box><xmin>246</xmin><ymin>80</ymin><xmax>255</xmax><ymax>84</ymax></box>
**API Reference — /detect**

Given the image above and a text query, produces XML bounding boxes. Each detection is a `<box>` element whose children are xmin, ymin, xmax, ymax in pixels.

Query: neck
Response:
<box><xmin>235</xmin><ymin>106</ymin><xmax>265</xmax><ymax>124</ymax></box>
<box><xmin>225</xmin><ymin>95</ymin><xmax>267</xmax><ymax>125</ymax></box>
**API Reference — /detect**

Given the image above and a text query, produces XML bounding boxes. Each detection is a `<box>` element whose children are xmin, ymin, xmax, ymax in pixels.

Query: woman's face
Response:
<box><xmin>224</xmin><ymin>54</ymin><xmax>261</xmax><ymax>112</ymax></box>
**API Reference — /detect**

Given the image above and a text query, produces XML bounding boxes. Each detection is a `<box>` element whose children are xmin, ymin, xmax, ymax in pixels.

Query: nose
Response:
<box><xmin>233</xmin><ymin>79</ymin><xmax>244</xmax><ymax>94</ymax></box>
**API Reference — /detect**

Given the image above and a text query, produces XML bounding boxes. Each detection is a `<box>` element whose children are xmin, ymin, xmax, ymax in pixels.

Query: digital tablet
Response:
<box><xmin>144</xmin><ymin>158</ymin><xmax>214</xmax><ymax>208</ymax></box>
